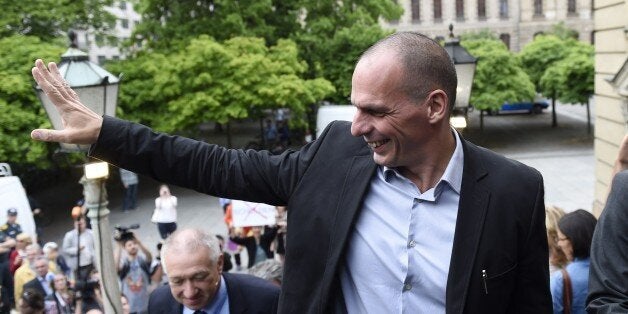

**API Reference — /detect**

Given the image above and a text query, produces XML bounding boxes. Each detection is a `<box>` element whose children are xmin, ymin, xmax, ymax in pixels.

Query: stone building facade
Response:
<box><xmin>74</xmin><ymin>1</ymin><xmax>141</xmax><ymax>65</ymax></box>
<box><xmin>382</xmin><ymin>0</ymin><xmax>593</xmax><ymax>51</ymax></box>
<box><xmin>592</xmin><ymin>0</ymin><xmax>627</xmax><ymax>214</ymax></box>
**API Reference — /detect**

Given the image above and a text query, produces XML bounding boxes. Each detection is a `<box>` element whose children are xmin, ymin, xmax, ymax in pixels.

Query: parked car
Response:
<box><xmin>487</xmin><ymin>95</ymin><xmax>550</xmax><ymax>115</ymax></box>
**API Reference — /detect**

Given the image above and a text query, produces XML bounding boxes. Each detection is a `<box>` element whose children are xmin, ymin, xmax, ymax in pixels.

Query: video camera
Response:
<box><xmin>113</xmin><ymin>224</ymin><xmax>140</xmax><ymax>242</ymax></box>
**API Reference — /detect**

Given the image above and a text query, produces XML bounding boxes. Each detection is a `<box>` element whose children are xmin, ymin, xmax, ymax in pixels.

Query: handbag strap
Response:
<box><xmin>561</xmin><ymin>269</ymin><xmax>573</xmax><ymax>314</ymax></box>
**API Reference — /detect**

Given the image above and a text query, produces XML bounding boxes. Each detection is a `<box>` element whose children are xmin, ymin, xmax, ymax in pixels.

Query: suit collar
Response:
<box><xmin>320</xmin><ymin>154</ymin><xmax>377</xmax><ymax>312</ymax></box>
<box><xmin>446</xmin><ymin>139</ymin><xmax>490</xmax><ymax>314</ymax></box>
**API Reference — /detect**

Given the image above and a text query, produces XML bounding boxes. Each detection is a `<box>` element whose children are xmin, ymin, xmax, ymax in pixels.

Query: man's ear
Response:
<box><xmin>217</xmin><ymin>253</ymin><xmax>224</xmax><ymax>273</ymax></box>
<box><xmin>426</xmin><ymin>89</ymin><xmax>449</xmax><ymax>124</ymax></box>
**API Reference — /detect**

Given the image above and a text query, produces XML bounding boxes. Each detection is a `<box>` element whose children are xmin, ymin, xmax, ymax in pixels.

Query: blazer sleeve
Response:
<box><xmin>586</xmin><ymin>171</ymin><xmax>628</xmax><ymax>313</ymax></box>
<box><xmin>89</xmin><ymin>116</ymin><xmax>321</xmax><ymax>206</ymax></box>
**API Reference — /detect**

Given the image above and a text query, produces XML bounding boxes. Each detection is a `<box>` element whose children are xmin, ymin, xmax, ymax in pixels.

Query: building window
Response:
<box><xmin>97</xmin><ymin>56</ymin><xmax>106</xmax><ymax>65</ymax></box>
<box><xmin>567</xmin><ymin>0</ymin><xmax>576</xmax><ymax>14</ymax></box>
<box><xmin>455</xmin><ymin>0</ymin><xmax>464</xmax><ymax>20</ymax></box>
<box><xmin>119</xmin><ymin>1</ymin><xmax>127</xmax><ymax>10</ymax></box>
<box><xmin>112</xmin><ymin>55</ymin><xmax>120</xmax><ymax>61</ymax></box>
<box><xmin>95</xmin><ymin>35</ymin><xmax>105</xmax><ymax>47</ymax></box>
<box><xmin>499</xmin><ymin>0</ymin><xmax>509</xmax><ymax>18</ymax></box>
<box><xmin>433</xmin><ymin>0</ymin><xmax>442</xmax><ymax>21</ymax></box>
<box><xmin>411</xmin><ymin>0</ymin><xmax>421</xmax><ymax>22</ymax></box>
<box><xmin>478</xmin><ymin>0</ymin><xmax>486</xmax><ymax>19</ymax></box>
<box><xmin>499</xmin><ymin>33</ymin><xmax>511</xmax><ymax>50</ymax></box>
<box><xmin>121</xmin><ymin>19</ymin><xmax>129</xmax><ymax>29</ymax></box>
<box><xmin>534</xmin><ymin>0</ymin><xmax>543</xmax><ymax>16</ymax></box>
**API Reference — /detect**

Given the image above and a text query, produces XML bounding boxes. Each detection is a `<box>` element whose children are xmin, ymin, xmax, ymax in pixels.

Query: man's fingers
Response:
<box><xmin>31</xmin><ymin>129</ymin><xmax>64</xmax><ymax>143</ymax></box>
<box><xmin>33</xmin><ymin>60</ymin><xmax>74</xmax><ymax>108</ymax></box>
<box><xmin>49</xmin><ymin>62</ymin><xmax>81</xmax><ymax>102</ymax></box>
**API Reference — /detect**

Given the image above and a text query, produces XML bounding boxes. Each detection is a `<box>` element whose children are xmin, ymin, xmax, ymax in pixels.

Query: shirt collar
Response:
<box><xmin>183</xmin><ymin>275</ymin><xmax>228</xmax><ymax>314</ymax></box>
<box><xmin>383</xmin><ymin>129</ymin><xmax>464</xmax><ymax>195</ymax></box>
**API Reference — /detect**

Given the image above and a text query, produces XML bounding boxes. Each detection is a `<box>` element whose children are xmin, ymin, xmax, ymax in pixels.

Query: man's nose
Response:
<box><xmin>182</xmin><ymin>281</ymin><xmax>197</xmax><ymax>297</ymax></box>
<box><xmin>350</xmin><ymin>110</ymin><xmax>368</xmax><ymax>137</ymax></box>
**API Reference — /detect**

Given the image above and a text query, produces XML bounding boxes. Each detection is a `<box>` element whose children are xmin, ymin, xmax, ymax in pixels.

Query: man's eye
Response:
<box><xmin>170</xmin><ymin>279</ymin><xmax>182</xmax><ymax>285</ymax></box>
<box><xmin>193</xmin><ymin>274</ymin><xmax>208</xmax><ymax>281</ymax></box>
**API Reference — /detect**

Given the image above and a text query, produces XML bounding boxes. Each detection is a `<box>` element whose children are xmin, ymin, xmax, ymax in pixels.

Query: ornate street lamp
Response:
<box><xmin>34</xmin><ymin>31</ymin><xmax>122</xmax><ymax>313</ymax></box>
<box><xmin>443</xmin><ymin>24</ymin><xmax>477</xmax><ymax>129</ymax></box>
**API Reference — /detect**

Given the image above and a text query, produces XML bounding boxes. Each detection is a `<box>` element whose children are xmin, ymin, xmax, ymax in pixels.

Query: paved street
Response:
<box><xmin>35</xmin><ymin>101</ymin><xmax>595</xmax><ymax>260</ymax></box>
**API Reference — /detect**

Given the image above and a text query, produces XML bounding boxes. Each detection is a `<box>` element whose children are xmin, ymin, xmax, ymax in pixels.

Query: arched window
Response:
<box><xmin>567</xmin><ymin>0</ymin><xmax>576</xmax><ymax>14</ymax></box>
<box><xmin>434</xmin><ymin>0</ymin><xmax>442</xmax><ymax>21</ymax></box>
<box><xmin>499</xmin><ymin>0</ymin><xmax>509</xmax><ymax>18</ymax></box>
<box><xmin>534</xmin><ymin>0</ymin><xmax>543</xmax><ymax>16</ymax></box>
<box><xmin>412</xmin><ymin>0</ymin><xmax>421</xmax><ymax>22</ymax></box>
<box><xmin>456</xmin><ymin>0</ymin><xmax>464</xmax><ymax>20</ymax></box>
<box><xmin>478</xmin><ymin>0</ymin><xmax>486</xmax><ymax>19</ymax></box>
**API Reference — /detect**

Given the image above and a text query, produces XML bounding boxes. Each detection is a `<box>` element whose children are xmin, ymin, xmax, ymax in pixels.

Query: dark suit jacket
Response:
<box><xmin>92</xmin><ymin>116</ymin><xmax>551</xmax><ymax>313</ymax></box>
<box><xmin>587</xmin><ymin>170</ymin><xmax>628</xmax><ymax>313</ymax></box>
<box><xmin>23</xmin><ymin>277</ymin><xmax>48</xmax><ymax>298</ymax></box>
<box><xmin>147</xmin><ymin>272</ymin><xmax>279</xmax><ymax>313</ymax></box>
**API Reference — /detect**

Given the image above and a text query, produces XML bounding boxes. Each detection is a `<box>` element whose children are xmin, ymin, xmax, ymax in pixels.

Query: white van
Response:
<box><xmin>316</xmin><ymin>105</ymin><xmax>356</xmax><ymax>138</ymax></box>
<box><xmin>0</xmin><ymin>163</ymin><xmax>37</xmax><ymax>238</ymax></box>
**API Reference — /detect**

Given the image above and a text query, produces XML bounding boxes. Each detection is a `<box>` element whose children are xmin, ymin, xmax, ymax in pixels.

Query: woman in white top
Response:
<box><xmin>153</xmin><ymin>185</ymin><xmax>178</xmax><ymax>239</ymax></box>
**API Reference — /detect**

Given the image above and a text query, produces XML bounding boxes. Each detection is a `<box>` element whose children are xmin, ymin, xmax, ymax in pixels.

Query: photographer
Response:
<box><xmin>114</xmin><ymin>229</ymin><xmax>151</xmax><ymax>314</ymax></box>
<box><xmin>73</xmin><ymin>270</ymin><xmax>103</xmax><ymax>314</ymax></box>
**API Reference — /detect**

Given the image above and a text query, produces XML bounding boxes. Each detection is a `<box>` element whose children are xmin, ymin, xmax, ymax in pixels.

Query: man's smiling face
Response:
<box><xmin>350</xmin><ymin>49</ymin><xmax>432</xmax><ymax>170</ymax></box>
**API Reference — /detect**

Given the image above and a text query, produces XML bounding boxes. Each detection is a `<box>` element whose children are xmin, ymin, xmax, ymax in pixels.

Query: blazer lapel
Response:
<box><xmin>319</xmin><ymin>155</ymin><xmax>376</xmax><ymax>310</ymax></box>
<box><xmin>446</xmin><ymin>141</ymin><xmax>490</xmax><ymax>314</ymax></box>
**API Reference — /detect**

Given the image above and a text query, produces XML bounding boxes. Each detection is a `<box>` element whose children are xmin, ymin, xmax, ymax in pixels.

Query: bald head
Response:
<box><xmin>161</xmin><ymin>228</ymin><xmax>221</xmax><ymax>273</ymax></box>
<box><xmin>359</xmin><ymin>32</ymin><xmax>457</xmax><ymax>111</ymax></box>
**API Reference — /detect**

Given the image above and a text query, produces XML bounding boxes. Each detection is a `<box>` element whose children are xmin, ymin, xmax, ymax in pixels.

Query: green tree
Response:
<box><xmin>518</xmin><ymin>33</ymin><xmax>592</xmax><ymax>127</ymax></box>
<box><xmin>131</xmin><ymin>0</ymin><xmax>401</xmax><ymax>102</ymax></box>
<box><xmin>0</xmin><ymin>0</ymin><xmax>115</xmax><ymax>40</ymax></box>
<box><xmin>461</xmin><ymin>39</ymin><xmax>535</xmax><ymax>112</ymax></box>
<box><xmin>0</xmin><ymin>36</ymin><xmax>64</xmax><ymax>166</ymax></box>
<box><xmin>539</xmin><ymin>42</ymin><xmax>594</xmax><ymax>132</ymax></box>
<box><xmin>107</xmin><ymin>36</ymin><xmax>334</xmax><ymax>144</ymax></box>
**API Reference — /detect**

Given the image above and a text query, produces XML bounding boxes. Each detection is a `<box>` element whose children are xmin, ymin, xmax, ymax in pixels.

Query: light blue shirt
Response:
<box><xmin>341</xmin><ymin>131</ymin><xmax>463</xmax><ymax>313</ymax></box>
<box><xmin>550</xmin><ymin>258</ymin><xmax>590</xmax><ymax>314</ymax></box>
<box><xmin>183</xmin><ymin>276</ymin><xmax>229</xmax><ymax>314</ymax></box>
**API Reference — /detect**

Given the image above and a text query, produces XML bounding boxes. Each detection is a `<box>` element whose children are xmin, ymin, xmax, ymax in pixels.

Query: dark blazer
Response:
<box><xmin>23</xmin><ymin>277</ymin><xmax>48</xmax><ymax>298</ymax></box>
<box><xmin>92</xmin><ymin>117</ymin><xmax>551</xmax><ymax>313</ymax></box>
<box><xmin>587</xmin><ymin>170</ymin><xmax>628</xmax><ymax>313</ymax></box>
<box><xmin>147</xmin><ymin>272</ymin><xmax>279</xmax><ymax>313</ymax></box>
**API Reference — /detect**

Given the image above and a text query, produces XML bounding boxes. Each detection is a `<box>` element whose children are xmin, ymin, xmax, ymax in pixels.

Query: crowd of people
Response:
<box><xmin>26</xmin><ymin>30</ymin><xmax>628</xmax><ymax>313</ymax></box>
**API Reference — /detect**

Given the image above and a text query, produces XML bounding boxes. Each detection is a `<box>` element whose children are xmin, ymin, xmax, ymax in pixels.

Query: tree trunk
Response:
<box><xmin>551</xmin><ymin>93</ymin><xmax>557</xmax><ymax>128</ymax></box>
<box><xmin>226</xmin><ymin>121</ymin><xmax>232</xmax><ymax>148</ymax></box>
<box><xmin>480</xmin><ymin>110</ymin><xmax>484</xmax><ymax>131</ymax></box>
<box><xmin>586</xmin><ymin>100</ymin><xmax>592</xmax><ymax>135</ymax></box>
<box><xmin>259</xmin><ymin>118</ymin><xmax>265</xmax><ymax>147</ymax></box>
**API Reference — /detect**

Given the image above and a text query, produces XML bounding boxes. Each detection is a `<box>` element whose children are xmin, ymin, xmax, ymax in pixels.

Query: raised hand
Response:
<box><xmin>31</xmin><ymin>59</ymin><xmax>103</xmax><ymax>144</ymax></box>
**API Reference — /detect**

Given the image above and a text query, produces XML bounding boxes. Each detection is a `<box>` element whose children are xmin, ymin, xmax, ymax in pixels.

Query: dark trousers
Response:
<box><xmin>122</xmin><ymin>184</ymin><xmax>138</xmax><ymax>211</ymax></box>
<box><xmin>157</xmin><ymin>222</ymin><xmax>177</xmax><ymax>239</ymax></box>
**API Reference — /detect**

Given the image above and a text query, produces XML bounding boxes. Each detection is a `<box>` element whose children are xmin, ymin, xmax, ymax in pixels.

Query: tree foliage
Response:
<box><xmin>0</xmin><ymin>36</ymin><xmax>64</xmax><ymax>166</ymax></box>
<box><xmin>519</xmin><ymin>34</ymin><xmax>594</xmax><ymax>104</ymax></box>
<box><xmin>131</xmin><ymin>0</ymin><xmax>401</xmax><ymax>102</ymax></box>
<box><xmin>107</xmin><ymin>36</ymin><xmax>335</xmax><ymax>132</ymax></box>
<box><xmin>461</xmin><ymin>39</ymin><xmax>535</xmax><ymax>110</ymax></box>
<box><xmin>540</xmin><ymin>42</ymin><xmax>594</xmax><ymax>104</ymax></box>
<box><xmin>0</xmin><ymin>0</ymin><xmax>115</xmax><ymax>40</ymax></box>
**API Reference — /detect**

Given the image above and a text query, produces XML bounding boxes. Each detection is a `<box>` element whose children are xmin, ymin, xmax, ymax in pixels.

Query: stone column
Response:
<box><xmin>81</xmin><ymin>175</ymin><xmax>123</xmax><ymax>314</ymax></box>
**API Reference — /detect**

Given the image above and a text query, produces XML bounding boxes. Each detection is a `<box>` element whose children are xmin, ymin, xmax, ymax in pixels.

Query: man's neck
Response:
<box><xmin>400</xmin><ymin>129</ymin><xmax>457</xmax><ymax>193</ymax></box>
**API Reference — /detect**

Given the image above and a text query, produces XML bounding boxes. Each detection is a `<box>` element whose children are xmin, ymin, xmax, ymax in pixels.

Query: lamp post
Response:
<box><xmin>34</xmin><ymin>31</ymin><xmax>122</xmax><ymax>313</ymax></box>
<box><xmin>443</xmin><ymin>24</ymin><xmax>477</xmax><ymax>130</ymax></box>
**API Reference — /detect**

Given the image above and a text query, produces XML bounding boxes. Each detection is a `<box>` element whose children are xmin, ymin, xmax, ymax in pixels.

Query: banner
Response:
<box><xmin>231</xmin><ymin>200</ymin><xmax>277</xmax><ymax>227</ymax></box>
